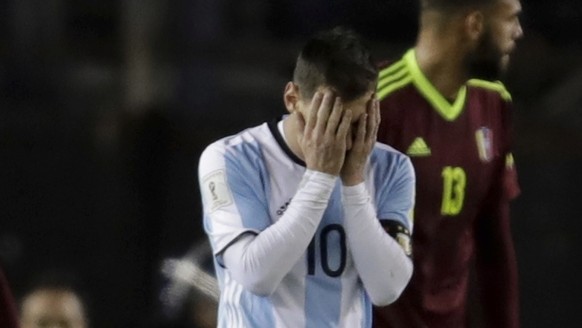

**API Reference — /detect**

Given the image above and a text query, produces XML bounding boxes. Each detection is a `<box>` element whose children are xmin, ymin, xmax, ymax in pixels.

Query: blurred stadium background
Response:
<box><xmin>1</xmin><ymin>0</ymin><xmax>581</xmax><ymax>327</ymax></box>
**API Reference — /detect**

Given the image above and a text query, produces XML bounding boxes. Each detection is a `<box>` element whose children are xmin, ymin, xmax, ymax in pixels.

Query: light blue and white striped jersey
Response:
<box><xmin>199</xmin><ymin>119</ymin><xmax>414</xmax><ymax>328</ymax></box>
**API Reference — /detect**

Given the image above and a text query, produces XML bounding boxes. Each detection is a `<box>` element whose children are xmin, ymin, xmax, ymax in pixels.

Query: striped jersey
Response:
<box><xmin>199</xmin><ymin>119</ymin><xmax>415</xmax><ymax>328</ymax></box>
<box><xmin>373</xmin><ymin>49</ymin><xmax>520</xmax><ymax>328</ymax></box>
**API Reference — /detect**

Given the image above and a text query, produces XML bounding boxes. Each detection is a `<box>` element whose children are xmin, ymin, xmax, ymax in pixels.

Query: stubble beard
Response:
<box><xmin>466</xmin><ymin>30</ymin><xmax>508</xmax><ymax>81</ymax></box>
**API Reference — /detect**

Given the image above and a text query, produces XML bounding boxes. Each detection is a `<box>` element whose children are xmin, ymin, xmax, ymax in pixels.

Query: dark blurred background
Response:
<box><xmin>1</xmin><ymin>0</ymin><xmax>581</xmax><ymax>327</ymax></box>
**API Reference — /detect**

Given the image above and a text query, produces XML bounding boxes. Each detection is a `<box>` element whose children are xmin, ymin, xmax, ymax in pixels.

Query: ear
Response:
<box><xmin>283</xmin><ymin>82</ymin><xmax>299</xmax><ymax>113</ymax></box>
<box><xmin>464</xmin><ymin>10</ymin><xmax>485</xmax><ymax>42</ymax></box>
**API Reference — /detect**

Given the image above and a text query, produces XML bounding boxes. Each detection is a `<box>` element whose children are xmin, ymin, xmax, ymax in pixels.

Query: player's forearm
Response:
<box><xmin>342</xmin><ymin>183</ymin><xmax>413</xmax><ymax>306</ymax></box>
<box><xmin>222</xmin><ymin>169</ymin><xmax>336</xmax><ymax>296</ymax></box>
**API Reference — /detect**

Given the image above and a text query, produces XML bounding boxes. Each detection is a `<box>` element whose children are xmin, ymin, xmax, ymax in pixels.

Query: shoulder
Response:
<box><xmin>200</xmin><ymin>123</ymin><xmax>270</xmax><ymax>165</ymax></box>
<box><xmin>467</xmin><ymin>79</ymin><xmax>512</xmax><ymax>102</ymax></box>
<box><xmin>371</xmin><ymin>142</ymin><xmax>413</xmax><ymax>171</ymax></box>
<box><xmin>373</xmin><ymin>141</ymin><xmax>404</xmax><ymax>155</ymax></box>
<box><xmin>369</xmin><ymin>143</ymin><xmax>415</xmax><ymax>198</ymax></box>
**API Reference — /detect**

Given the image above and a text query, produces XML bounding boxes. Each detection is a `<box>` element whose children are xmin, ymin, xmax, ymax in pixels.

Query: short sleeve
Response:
<box><xmin>199</xmin><ymin>143</ymin><xmax>272</xmax><ymax>256</ymax></box>
<box><xmin>373</xmin><ymin>151</ymin><xmax>416</xmax><ymax>232</ymax></box>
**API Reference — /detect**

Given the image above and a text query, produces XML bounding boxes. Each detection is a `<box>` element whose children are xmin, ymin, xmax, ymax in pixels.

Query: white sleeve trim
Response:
<box><xmin>221</xmin><ymin>169</ymin><xmax>336</xmax><ymax>296</ymax></box>
<box><xmin>342</xmin><ymin>182</ymin><xmax>413</xmax><ymax>306</ymax></box>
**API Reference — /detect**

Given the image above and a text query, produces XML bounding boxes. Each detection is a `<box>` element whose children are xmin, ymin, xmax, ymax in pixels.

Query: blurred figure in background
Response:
<box><xmin>20</xmin><ymin>270</ymin><xmax>88</xmax><ymax>328</ymax></box>
<box><xmin>0</xmin><ymin>267</ymin><xmax>19</xmax><ymax>328</ymax></box>
<box><xmin>373</xmin><ymin>0</ymin><xmax>523</xmax><ymax>327</ymax></box>
<box><xmin>159</xmin><ymin>239</ymin><xmax>218</xmax><ymax>328</ymax></box>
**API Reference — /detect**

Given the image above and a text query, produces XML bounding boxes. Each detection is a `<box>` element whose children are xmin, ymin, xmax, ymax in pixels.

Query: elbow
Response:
<box><xmin>371</xmin><ymin>259</ymin><xmax>413</xmax><ymax>306</ymax></box>
<box><xmin>226</xmin><ymin>250</ymin><xmax>280</xmax><ymax>296</ymax></box>
<box><xmin>370</xmin><ymin>283</ymin><xmax>406</xmax><ymax>306</ymax></box>
<box><xmin>235</xmin><ymin>272</ymin><xmax>279</xmax><ymax>297</ymax></box>
<box><xmin>243</xmin><ymin>280</ymin><xmax>277</xmax><ymax>297</ymax></box>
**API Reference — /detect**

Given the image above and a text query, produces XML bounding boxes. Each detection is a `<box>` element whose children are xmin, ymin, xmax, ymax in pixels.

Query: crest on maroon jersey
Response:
<box><xmin>475</xmin><ymin>127</ymin><xmax>493</xmax><ymax>162</ymax></box>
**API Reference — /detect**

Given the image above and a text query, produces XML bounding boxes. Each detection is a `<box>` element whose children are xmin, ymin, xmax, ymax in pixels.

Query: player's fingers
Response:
<box><xmin>355</xmin><ymin>112</ymin><xmax>367</xmax><ymax>146</ymax></box>
<box><xmin>367</xmin><ymin>98</ymin><xmax>380</xmax><ymax>142</ymax></box>
<box><xmin>306</xmin><ymin>91</ymin><xmax>323</xmax><ymax>132</ymax></box>
<box><xmin>296</xmin><ymin>111</ymin><xmax>306</xmax><ymax>141</ymax></box>
<box><xmin>316</xmin><ymin>91</ymin><xmax>334</xmax><ymax>135</ymax></box>
<box><xmin>336</xmin><ymin>109</ymin><xmax>352</xmax><ymax>141</ymax></box>
<box><xmin>326</xmin><ymin>97</ymin><xmax>343</xmax><ymax>137</ymax></box>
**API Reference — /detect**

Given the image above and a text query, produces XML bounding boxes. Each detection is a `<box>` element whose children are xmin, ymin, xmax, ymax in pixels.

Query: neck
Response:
<box><xmin>282</xmin><ymin>113</ymin><xmax>304</xmax><ymax>161</ymax></box>
<box><xmin>415</xmin><ymin>16</ymin><xmax>470</xmax><ymax>100</ymax></box>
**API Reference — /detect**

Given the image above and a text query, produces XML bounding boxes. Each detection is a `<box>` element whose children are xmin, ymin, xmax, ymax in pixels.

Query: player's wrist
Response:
<box><xmin>292</xmin><ymin>169</ymin><xmax>337</xmax><ymax>206</ymax></box>
<box><xmin>305</xmin><ymin>157</ymin><xmax>343</xmax><ymax>176</ymax></box>
<box><xmin>307</xmin><ymin>166</ymin><xmax>341</xmax><ymax>177</ymax></box>
<box><xmin>342</xmin><ymin>182</ymin><xmax>368</xmax><ymax>204</ymax></box>
<box><xmin>340</xmin><ymin>173</ymin><xmax>364</xmax><ymax>186</ymax></box>
<box><xmin>302</xmin><ymin>169</ymin><xmax>338</xmax><ymax>187</ymax></box>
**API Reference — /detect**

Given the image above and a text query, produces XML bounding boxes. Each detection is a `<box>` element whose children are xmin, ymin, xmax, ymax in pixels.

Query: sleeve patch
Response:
<box><xmin>202</xmin><ymin>170</ymin><xmax>233</xmax><ymax>213</ymax></box>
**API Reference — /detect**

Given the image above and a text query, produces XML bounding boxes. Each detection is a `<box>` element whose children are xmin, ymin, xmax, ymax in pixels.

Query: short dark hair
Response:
<box><xmin>293</xmin><ymin>26</ymin><xmax>378</xmax><ymax>102</ymax></box>
<box><xmin>421</xmin><ymin>0</ymin><xmax>496</xmax><ymax>12</ymax></box>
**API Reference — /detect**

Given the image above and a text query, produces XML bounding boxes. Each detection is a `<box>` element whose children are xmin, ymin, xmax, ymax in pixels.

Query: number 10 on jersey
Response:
<box><xmin>306</xmin><ymin>224</ymin><xmax>347</xmax><ymax>277</ymax></box>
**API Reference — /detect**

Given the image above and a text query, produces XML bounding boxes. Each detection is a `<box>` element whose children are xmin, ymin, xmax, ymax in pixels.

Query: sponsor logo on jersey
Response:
<box><xmin>406</xmin><ymin>137</ymin><xmax>431</xmax><ymax>157</ymax></box>
<box><xmin>475</xmin><ymin>127</ymin><xmax>493</xmax><ymax>162</ymax></box>
<box><xmin>276</xmin><ymin>198</ymin><xmax>292</xmax><ymax>216</ymax></box>
<box><xmin>201</xmin><ymin>170</ymin><xmax>233</xmax><ymax>212</ymax></box>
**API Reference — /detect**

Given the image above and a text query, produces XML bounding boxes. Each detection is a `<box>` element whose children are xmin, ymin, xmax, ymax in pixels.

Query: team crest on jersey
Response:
<box><xmin>201</xmin><ymin>170</ymin><xmax>233</xmax><ymax>212</ymax></box>
<box><xmin>475</xmin><ymin>127</ymin><xmax>493</xmax><ymax>162</ymax></box>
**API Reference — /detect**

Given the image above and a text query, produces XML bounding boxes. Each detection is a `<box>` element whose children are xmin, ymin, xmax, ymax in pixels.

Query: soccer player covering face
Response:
<box><xmin>373</xmin><ymin>0</ymin><xmax>523</xmax><ymax>327</ymax></box>
<box><xmin>199</xmin><ymin>27</ymin><xmax>415</xmax><ymax>328</ymax></box>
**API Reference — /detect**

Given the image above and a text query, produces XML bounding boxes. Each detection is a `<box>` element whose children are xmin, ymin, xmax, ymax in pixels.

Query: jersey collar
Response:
<box><xmin>405</xmin><ymin>49</ymin><xmax>467</xmax><ymax>121</ymax></box>
<box><xmin>268</xmin><ymin>117</ymin><xmax>306</xmax><ymax>167</ymax></box>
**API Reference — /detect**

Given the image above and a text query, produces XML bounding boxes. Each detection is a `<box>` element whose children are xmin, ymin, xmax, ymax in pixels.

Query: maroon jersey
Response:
<box><xmin>373</xmin><ymin>50</ymin><xmax>520</xmax><ymax>328</ymax></box>
<box><xmin>0</xmin><ymin>267</ymin><xmax>19</xmax><ymax>328</ymax></box>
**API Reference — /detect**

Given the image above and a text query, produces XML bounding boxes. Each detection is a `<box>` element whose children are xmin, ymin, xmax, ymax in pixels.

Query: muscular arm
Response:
<box><xmin>343</xmin><ymin>183</ymin><xmax>413</xmax><ymax>306</ymax></box>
